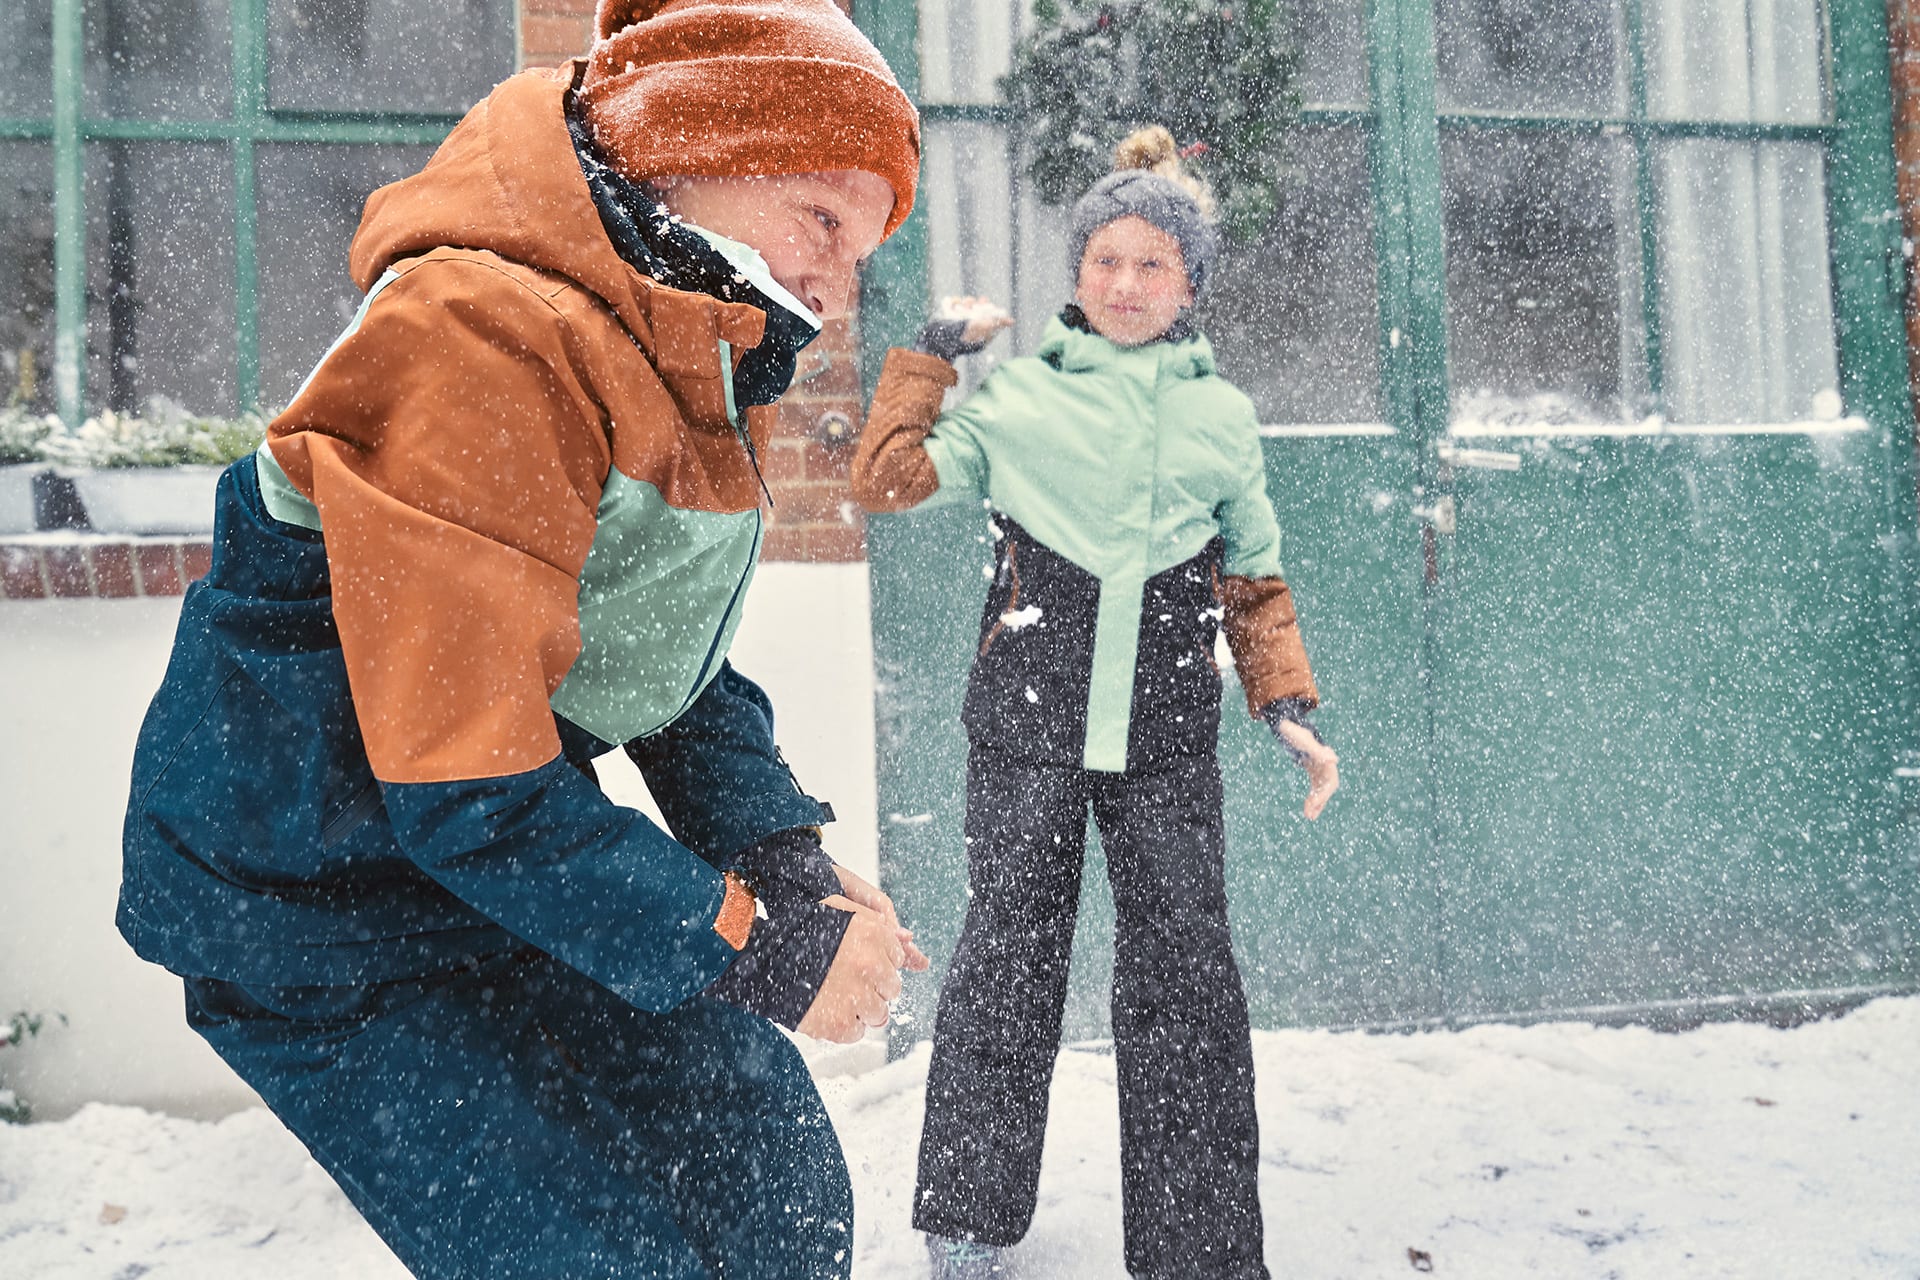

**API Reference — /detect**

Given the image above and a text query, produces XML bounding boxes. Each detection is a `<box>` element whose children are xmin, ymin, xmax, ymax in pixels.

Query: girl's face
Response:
<box><xmin>649</xmin><ymin>170</ymin><xmax>895</xmax><ymax>320</ymax></box>
<box><xmin>1075</xmin><ymin>216</ymin><xmax>1195</xmax><ymax>347</ymax></box>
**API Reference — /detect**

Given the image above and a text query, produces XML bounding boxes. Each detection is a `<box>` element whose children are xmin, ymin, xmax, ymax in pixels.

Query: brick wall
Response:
<box><xmin>1</xmin><ymin>540</ymin><xmax>211</xmax><ymax>601</ymax></box>
<box><xmin>1890</xmin><ymin>0</ymin><xmax>1920</xmax><ymax>409</ymax></box>
<box><xmin>520</xmin><ymin>0</ymin><xmax>872</xmax><ymax>564</ymax></box>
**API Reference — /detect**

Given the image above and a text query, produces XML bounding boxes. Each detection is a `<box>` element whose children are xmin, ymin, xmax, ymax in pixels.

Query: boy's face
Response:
<box><xmin>649</xmin><ymin>170</ymin><xmax>895</xmax><ymax>321</ymax></box>
<box><xmin>1075</xmin><ymin>216</ymin><xmax>1194</xmax><ymax>347</ymax></box>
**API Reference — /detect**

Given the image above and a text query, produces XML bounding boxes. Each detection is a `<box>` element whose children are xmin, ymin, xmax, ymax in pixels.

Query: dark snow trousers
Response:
<box><xmin>185</xmin><ymin>947</ymin><xmax>852</xmax><ymax>1280</ymax></box>
<box><xmin>914</xmin><ymin>744</ymin><xmax>1269</xmax><ymax>1280</ymax></box>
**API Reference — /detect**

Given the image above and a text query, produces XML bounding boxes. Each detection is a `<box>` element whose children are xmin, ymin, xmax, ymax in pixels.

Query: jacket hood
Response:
<box><xmin>349</xmin><ymin>62</ymin><xmax>765</xmax><ymax>354</ymax></box>
<box><xmin>1035</xmin><ymin>313</ymin><xmax>1216</xmax><ymax>379</ymax></box>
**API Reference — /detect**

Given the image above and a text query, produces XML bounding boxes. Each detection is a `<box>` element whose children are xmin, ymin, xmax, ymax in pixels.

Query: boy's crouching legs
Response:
<box><xmin>186</xmin><ymin>949</ymin><xmax>852</xmax><ymax>1280</ymax></box>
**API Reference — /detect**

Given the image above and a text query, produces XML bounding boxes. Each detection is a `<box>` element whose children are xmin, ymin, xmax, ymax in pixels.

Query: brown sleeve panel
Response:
<box><xmin>268</xmin><ymin>255</ymin><xmax>612</xmax><ymax>785</ymax></box>
<box><xmin>849</xmin><ymin>346</ymin><xmax>960</xmax><ymax>512</ymax></box>
<box><xmin>1220</xmin><ymin>573</ymin><xmax>1321</xmax><ymax>715</ymax></box>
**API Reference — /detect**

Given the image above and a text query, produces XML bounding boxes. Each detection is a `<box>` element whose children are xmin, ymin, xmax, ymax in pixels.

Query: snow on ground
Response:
<box><xmin>3</xmin><ymin>998</ymin><xmax>1917</xmax><ymax>1279</ymax></box>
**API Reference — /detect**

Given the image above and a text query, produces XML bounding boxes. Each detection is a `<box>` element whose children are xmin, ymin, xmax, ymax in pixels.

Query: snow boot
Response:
<box><xmin>925</xmin><ymin>1232</ymin><xmax>1009</xmax><ymax>1279</ymax></box>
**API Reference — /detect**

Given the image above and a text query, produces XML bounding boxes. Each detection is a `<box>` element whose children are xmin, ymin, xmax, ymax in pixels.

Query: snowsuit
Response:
<box><xmin>853</xmin><ymin>316</ymin><xmax>1319</xmax><ymax>1280</ymax></box>
<box><xmin>119</xmin><ymin>64</ymin><xmax>851</xmax><ymax>1280</ymax></box>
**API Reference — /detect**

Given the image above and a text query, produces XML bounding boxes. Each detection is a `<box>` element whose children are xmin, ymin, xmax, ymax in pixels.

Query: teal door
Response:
<box><xmin>858</xmin><ymin>0</ymin><xmax>1920</xmax><ymax>1036</ymax></box>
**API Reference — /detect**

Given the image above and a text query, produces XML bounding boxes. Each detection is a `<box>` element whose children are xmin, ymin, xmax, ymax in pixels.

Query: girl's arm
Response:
<box><xmin>849</xmin><ymin>347</ymin><xmax>962</xmax><ymax>511</ymax></box>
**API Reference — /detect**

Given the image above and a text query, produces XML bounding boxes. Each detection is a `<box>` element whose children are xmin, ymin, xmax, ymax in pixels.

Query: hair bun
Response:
<box><xmin>1111</xmin><ymin>124</ymin><xmax>1215</xmax><ymax>217</ymax></box>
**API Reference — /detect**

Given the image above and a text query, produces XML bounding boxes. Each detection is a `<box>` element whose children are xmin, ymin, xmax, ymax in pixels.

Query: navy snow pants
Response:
<box><xmin>186</xmin><ymin>947</ymin><xmax>852</xmax><ymax>1280</ymax></box>
<box><xmin>913</xmin><ymin>744</ymin><xmax>1269</xmax><ymax>1280</ymax></box>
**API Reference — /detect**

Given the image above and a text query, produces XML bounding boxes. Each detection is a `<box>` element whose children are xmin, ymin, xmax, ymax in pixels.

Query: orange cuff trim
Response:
<box><xmin>714</xmin><ymin>871</ymin><xmax>757</xmax><ymax>952</ymax></box>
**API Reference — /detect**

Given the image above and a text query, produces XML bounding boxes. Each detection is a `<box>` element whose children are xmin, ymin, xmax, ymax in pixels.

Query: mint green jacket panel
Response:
<box><xmin>918</xmin><ymin>318</ymin><xmax>1287</xmax><ymax>770</ymax></box>
<box><xmin>550</xmin><ymin>468</ymin><xmax>762</xmax><ymax>745</ymax></box>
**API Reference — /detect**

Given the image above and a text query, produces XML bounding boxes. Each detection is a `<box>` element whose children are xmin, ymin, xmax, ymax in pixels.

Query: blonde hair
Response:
<box><xmin>1112</xmin><ymin>125</ymin><xmax>1216</xmax><ymax>219</ymax></box>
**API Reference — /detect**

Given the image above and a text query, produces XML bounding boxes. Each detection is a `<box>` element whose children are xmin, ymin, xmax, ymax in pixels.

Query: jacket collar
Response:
<box><xmin>1038</xmin><ymin>307</ymin><xmax>1216</xmax><ymax>379</ymax></box>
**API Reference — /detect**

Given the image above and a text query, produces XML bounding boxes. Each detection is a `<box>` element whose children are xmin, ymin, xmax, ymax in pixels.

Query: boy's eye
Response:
<box><xmin>813</xmin><ymin>208</ymin><xmax>840</xmax><ymax>233</ymax></box>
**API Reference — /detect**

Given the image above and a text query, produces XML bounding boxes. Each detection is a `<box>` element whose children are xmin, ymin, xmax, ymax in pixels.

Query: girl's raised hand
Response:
<box><xmin>1275</xmin><ymin>721</ymin><xmax>1341</xmax><ymax>820</ymax></box>
<box><xmin>933</xmin><ymin>295</ymin><xmax>1014</xmax><ymax>347</ymax></box>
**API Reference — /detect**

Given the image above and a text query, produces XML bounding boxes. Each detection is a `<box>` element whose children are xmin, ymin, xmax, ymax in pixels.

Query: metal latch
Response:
<box><xmin>1438</xmin><ymin>444</ymin><xmax>1522</xmax><ymax>471</ymax></box>
<box><xmin>1411</xmin><ymin>494</ymin><xmax>1456</xmax><ymax>535</ymax></box>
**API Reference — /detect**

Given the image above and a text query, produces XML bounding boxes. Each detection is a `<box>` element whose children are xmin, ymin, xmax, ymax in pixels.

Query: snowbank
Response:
<box><xmin>3</xmin><ymin>997</ymin><xmax>1915</xmax><ymax>1278</ymax></box>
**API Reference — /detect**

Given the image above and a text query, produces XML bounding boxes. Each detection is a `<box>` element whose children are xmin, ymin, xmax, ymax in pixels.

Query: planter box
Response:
<box><xmin>65</xmin><ymin>465</ymin><xmax>223</xmax><ymax>535</ymax></box>
<box><xmin>0</xmin><ymin>464</ymin><xmax>41</xmax><ymax>534</ymax></box>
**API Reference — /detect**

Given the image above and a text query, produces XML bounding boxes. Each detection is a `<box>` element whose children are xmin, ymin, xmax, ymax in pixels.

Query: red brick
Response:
<box><xmin>0</xmin><ymin>546</ymin><xmax>46</xmax><ymax>599</ymax></box>
<box><xmin>523</xmin><ymin>15</ymin><xmax>592</xmax><ymax>60</ymax></box>
<box><xmin>805</xmin><ymin>440</ymin><xmax>857</xmax><ymax>481</ymax></box>
<box><xmin>89</xmin><ymin>544</ymin><xmax>137</xmax><ymax>598</ymax></box>
<box><xmin>801</xmin><ymin>522</ymin><xmax>867</xmax><ymax>564</ymax></box>
<box><xmin>762</xmin><ymin>526</ymin><xmax>807</xmax><ymax>562</ymax></box>
<box><xmin>761</xmin><ymin>441</ymin><xmax>811</xmax><ymax>485</ymax></box>
<box><xmin>767</xmin><ymin>480</ymin><xmax>850</xmax><ymax>526</ymax></box>
<box><xmin>525</xmin><ymin>0</ymin><xmax>596</xmax><ymax>15</ymax></box>
<box><xmin>44</xmin><ymin>546</ymin><xmax>91</xmax><ymax>597</ymax></box>
<box><xmin>181</xmin><ymin>543</ymin><xmax>213</xmax><ymax>584</ymax></box>
<box><xmin>135</xmin><ymin>545</ymin><xmax>185</xmax><ymax>596</ymax></box>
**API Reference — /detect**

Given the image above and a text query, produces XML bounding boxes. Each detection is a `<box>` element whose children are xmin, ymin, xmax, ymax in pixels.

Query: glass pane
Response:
<box><xmin>1434</xmin><ymin>0</ymin><xmax>1627</xmax><ymax>115</ymax></box>
<box><xmin>1210</xmin><ymin>126</ymin><xmax>1381</xmax><ymax>424</ymax></box>
<box><xmin>1287</xmin><ymin>0</ymin><xmax>1370</xmax><ymax>110</ymax></box>
<box><xmin>1644</xmin><ymin>0</ymin><xmax>1828</xmax><ymax>124</ymax></box>
<box><xmin>0</xmin><ymin>143</ymin><xmax>56</xmax><ymax>415</ymax></box>
<box><xmin>1441</xmin><ymin>129</ymin><xmax>1645</xmax><ymax>425</ymax></box>
<box><xmin>1654</xmin><ymin>140</ymin><xmax>1838</xmax><ymax>424</ymax></box>
<box><xmin>1012</xmin><ymin>139</ymin><xmax>1077</xmax><ymax>356</ymax></box>
<box><xmin>84</xmin><ymin>0</ymin><xmax>231</xmax><ymax>122</ymax></box>
<box><xmin>255</xmin><ymin>143</ymin><xmax>435</xmax><ymax>411</ymax></box>
<box><xmin>920</xmin><ymin>122</ymin><xmax>1016</xmax><ymax>391</ymax></box>
<box><xmin>268</xmin><ymin>0</ymin><xmax>516</xmax><ymax>115</ymax></box>
<box><xmin>920</xmin><ymin>0</ymin><xmax>1022</xmax><ymax>105</ymax></box>
<box><xmin>85</xmin><ymin>142</ymin><xmax>236</xmax><ymax>416</ymax></box>
<box><xmin>1</xmin><ymin>2</ymin><xmax>53</xmax><ymax>119</ymax></box>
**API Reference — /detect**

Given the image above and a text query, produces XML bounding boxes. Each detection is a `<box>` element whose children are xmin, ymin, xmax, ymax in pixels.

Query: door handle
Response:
<box><xmin>1411</xmin><ymin>494</ymin><xmax>1456</xmax><ymax>535</ymax></box>
<box><xmin>1438</xmin><ymin>444</ymin><xmax>1522</xmax><ymax>471</ymax></box>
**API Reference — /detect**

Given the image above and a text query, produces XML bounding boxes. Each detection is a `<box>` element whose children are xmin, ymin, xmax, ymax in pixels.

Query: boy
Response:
<box><xmin>119</xmin><ymin>2</ymin><xmax>925</xmax><ymax>1276</ymax></box>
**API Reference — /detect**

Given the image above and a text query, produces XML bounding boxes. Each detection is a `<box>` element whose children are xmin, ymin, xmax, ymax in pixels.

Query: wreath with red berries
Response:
<box><xmin>997</xmin><ymin>0</ymin><xmax>1301</xmax><ymax>244</ymax></box>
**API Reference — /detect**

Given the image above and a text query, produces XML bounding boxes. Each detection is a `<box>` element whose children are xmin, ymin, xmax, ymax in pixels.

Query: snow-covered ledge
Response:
<box><xmin>0</xmin><ymin>562</ymin><xmax>882</xmax><ymax>1118</ymax></box>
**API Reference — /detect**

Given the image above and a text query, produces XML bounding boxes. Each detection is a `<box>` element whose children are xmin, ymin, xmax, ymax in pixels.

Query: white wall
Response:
<box><xmin>0</xmin><ymin>563</ymin><xmax>878</xmax><ymax>1120</ymax></box>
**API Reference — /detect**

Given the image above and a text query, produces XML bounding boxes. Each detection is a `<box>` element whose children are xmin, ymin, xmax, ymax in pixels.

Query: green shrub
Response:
<box><xmin>0</xmin><ymin>1009</ymin><xmax>63</xmax><ymax>1124</ymax></box>
<box><xmin>0</xmin><ymin>406</ymin><xmax>57</xmax><ymax>466</ymax></box>
<box><xmin>32</xmin><ymin>398</ymin><xmax>270</xmax><ymax>469</ymax></box>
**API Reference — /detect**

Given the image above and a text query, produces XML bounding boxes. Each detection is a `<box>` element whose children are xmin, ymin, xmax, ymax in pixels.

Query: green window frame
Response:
<box><xmin>1</xmin><ymin>1</ymin><xmax>505</xmax><ymax>428</ymax></box>
<box><xmin>855</xmin><ymin>0</ymin><xmax>1908</xmax><ymax>447</ymax></box>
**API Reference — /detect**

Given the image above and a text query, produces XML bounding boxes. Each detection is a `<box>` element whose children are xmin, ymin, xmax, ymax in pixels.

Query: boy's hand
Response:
<box><xmin>832</xmin><ymin>865</ymin><xmax>931</xmax><ymax>971</ymax></box>
<box><xmin>796</xmin><ymin>899</ymin><xmax>909</xmax><ymax>1044</ymax></box>
<box><xmin>1275</xmin><ymin>721</ymin><xmax>1341</xmax><ymax>820</ymax></box>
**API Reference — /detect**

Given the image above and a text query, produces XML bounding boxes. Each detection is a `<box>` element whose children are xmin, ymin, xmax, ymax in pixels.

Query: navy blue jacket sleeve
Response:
<box><xmin>380</xmin><ymin>756</ymin><xmax>738</xmax><ymax>1013</ymax></box>
<box><xmin>623</xmin><ymin>662</ymin><xmax>831</xmax><ymax>865</ymax></box>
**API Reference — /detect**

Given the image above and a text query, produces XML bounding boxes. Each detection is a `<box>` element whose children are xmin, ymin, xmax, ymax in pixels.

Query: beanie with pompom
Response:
<box><xmin>577</xmin><ymin>0</ymin><xmax>921</xmax><ymax>239</ymax></box>
<box><xmin>1068</xmin><ymin>126</ymin><xmax>1220</xmax><ymax>298</ymax></box>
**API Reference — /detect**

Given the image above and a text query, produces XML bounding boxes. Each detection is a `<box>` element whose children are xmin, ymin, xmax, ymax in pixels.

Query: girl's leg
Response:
<box><xmin>186</xmin><ymin>948</ymin><xmax>851</xmax><ymax>1280</ymax></box>
<box><xmin>1093</xmin><ymin>755</ymin><xmax>1269</xmax><ymax>1280</ymax></box>
<box><xmin>912</xmin><ymin>743</ymin><xmax>1090</xmax><ymax>1247</ymax></box>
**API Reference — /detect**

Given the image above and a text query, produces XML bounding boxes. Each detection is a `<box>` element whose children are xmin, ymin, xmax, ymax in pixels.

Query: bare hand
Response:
<box><xmin>1276</xmin><ymin>721</ymin><xmax>1341</xmax><ymax>820</ymax></box>
<box><xmin>794</xmin><ymin>898</ymin><xmax>908</xmax><ymax>1044</ymax></box>
<box><xmin>934</xmin><ymin>295</ymin><xmax>1014</xmax><ymax>347</ymax></box>
<box><xmin>833</xmin><ymin>864</ymin><xmax>931</xmax><ymax>972</ymax></box>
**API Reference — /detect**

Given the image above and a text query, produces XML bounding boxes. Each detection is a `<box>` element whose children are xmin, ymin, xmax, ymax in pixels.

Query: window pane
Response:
<box><xmin>268</xmin><ymin>0</ymin><xmax>517</xmax><ymax>115</ymax></box>
<box><xmin>1644</xmin><ymin>0</ymin><xmax>1828</xmax><ymax>124</ymax></box>
<box><xmin>85</xmin><ymin>142</ymin><xmax>236</xmax><ymax>415</ymax></box>
<box><xmin>84</xmin><ymin>0</ymin><xmax>231</xmax><ymax>122</ymax></box>
<box><xmin>1654</xmin><ymin>140</ymin><xmax>1838</xmax><ymax>424</ymax></box>
<box><xmin>1210</xmin><ymin>126</ymin><xmax>1381</xmax><ymax>424</ymax></box>
<box><xmin>1441</xmin><ymin>129</ymin><xmax>1645</xmax><ymax>424</ymax></box>
<box><xmin>255</xmin><ymin>143</ymin><xmax>436</xmax><ymax>410</ymax></box>
<box><xmin>1288</xmin><ymin>0</ymin><xmax>1370</xmax><ymax>110</ymax></box>
<box><xmin>920</xmin><ymin>122</ymin><xmax>1016</xmax><ymax>390</ymax></box>
<box><xmin>1</xmin><ymin>2</ymin><xmax>53</xmax><ymax>119</ymax></box>
<box><xmin>1</xmin><ymin>143</ymin><xmax>56</xmax><ymax>415</ymax></box>
<box><xmin>919</xmin><ymin>0</ymin><xmax>1021</xmax><ymax>106</ymax></box>
<box><xmin>1434</xmin><ymin>0</ymin><xmax>1627</xmax><ymax>115</ymax></box>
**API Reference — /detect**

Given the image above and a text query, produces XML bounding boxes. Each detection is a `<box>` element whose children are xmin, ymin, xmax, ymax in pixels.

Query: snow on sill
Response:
<box><xmin>0</xmin><ymin>529</ymin><xmax>211</xmax><ymax>546</ymax></box>
<box><xmin>1451</xmin><ymin>417</ymin><xmax>1872</xmax><ymax>438</ymax></box>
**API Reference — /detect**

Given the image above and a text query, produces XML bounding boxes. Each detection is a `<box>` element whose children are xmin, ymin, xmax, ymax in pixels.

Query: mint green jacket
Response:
<box><xmin>901</xmin><ymin>318</ymin><xmax>1292</xmax><ymax>771</ymax></box>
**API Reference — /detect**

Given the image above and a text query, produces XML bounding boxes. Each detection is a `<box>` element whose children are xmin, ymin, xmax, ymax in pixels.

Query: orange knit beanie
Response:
<box><xmin>578</xmin><ymin>0</ymin><xmax>921</xmax><ymax>239</ymax></box>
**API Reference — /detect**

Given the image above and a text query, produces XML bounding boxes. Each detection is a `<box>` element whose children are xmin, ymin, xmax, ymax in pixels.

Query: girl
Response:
<box><xmin>851</xmin><ymin>128</ymin><xmax>1340</xmax><ymax>1280</ymax></box>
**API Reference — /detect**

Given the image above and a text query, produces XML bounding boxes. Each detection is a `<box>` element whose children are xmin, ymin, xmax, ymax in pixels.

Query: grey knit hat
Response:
<box><xmin>1068</xmin><ymin>168</ymin><xmax>1221</xmax><ymax>300</ymax></box>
